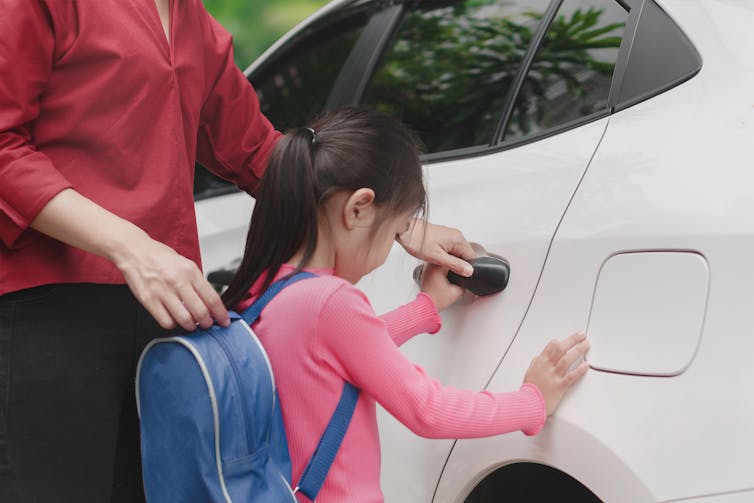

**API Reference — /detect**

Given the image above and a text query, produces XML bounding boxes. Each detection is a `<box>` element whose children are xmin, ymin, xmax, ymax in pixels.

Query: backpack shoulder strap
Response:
<box><xmin>240</xmin><ymin>271</ymin><xmax>316</xmax><ymax>325</ymax></box>
<box><xmin>240</xmin><ymin>269</ymin><xmax>360</xmax><ymax>501</ymax></box>
<box><xmin>295</xmin><ymin>382</ymin><xmax>359</xmax><ymax>500</ymax></box>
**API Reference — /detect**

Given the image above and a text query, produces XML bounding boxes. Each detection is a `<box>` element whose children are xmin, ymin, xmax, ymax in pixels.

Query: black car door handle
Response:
<box><xmin>447</xmin><ymin>256</ymin><xmax>510</xmax><ymax>296</ymax></box>
<box><xmin>413</xmin><ymin>256</ymin><xmax>510</xmax><ymax>296</ymax></box>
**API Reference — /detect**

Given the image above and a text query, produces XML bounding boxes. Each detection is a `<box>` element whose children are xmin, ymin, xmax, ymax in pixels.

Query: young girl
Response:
<box><xmin>222</xmin><ymin>108</ymin><xmax>590</xmax><ymax>502</ymax></box>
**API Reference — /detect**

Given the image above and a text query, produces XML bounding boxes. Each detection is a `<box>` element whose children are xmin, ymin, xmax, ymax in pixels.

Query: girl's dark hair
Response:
<box><xmin>221</xmin><ymin>107</ymin><xmax>427</xmax><ymax>309</ymax></box>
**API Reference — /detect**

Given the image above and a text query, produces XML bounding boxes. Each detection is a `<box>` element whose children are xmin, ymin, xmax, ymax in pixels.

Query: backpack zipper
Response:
<box><xmin>212</xmin><ymin>331</ymin><xmax>255</xmax><ymax>455</ymax></box>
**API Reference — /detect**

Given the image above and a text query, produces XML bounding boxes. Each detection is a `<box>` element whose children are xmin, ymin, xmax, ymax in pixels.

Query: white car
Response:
<box><xmin>195</xmin><ymin>0</ymin><xmax>754</xmax><ymax>501</ymax></box>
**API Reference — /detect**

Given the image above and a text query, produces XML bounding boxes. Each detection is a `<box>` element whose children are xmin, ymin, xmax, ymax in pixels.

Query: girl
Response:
<box><xmin>222</xmin><ymin>108</ymin><xmax>590</xmax><ymax>502</ymax></box>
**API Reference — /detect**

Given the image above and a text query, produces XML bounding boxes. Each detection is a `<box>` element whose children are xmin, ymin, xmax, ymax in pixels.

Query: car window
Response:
<box><xmin>250</xmin><ymin>9</ymin><xmax>370</xmax><ymax>133</ymax></box>
<box><xmin>503</xmin><ymin>0</ymin><xmax>628</xmax><ymax>142</ymax></box>
<box><xmin>361</xmin><ymin>0</ymin><xmax>551</xmax><ymax>155</ymax></box>
<box><xmin>194</xmin><ymin>165</ymin><xmax>237</xmax><ymax>201</ymax></box>
<box><xmin>194</xmin><ymin>9</ymin><xmax>370</xmax><ymax>201</ymax></box>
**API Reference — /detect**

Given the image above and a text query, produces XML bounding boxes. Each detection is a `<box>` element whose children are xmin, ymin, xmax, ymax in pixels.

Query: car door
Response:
<box><xmin>343</xmin><ymin>0</ymin><xmax>631</xmax><ymax>500</ymax></box>
<box><xmin>242</xmin><ymin>0</ymin><xmax>631</xmax><ymax>500</ymax></box>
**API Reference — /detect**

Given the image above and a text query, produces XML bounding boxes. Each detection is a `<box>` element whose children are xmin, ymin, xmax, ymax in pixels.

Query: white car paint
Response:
<box><xmin>434</xmin><ymin>1</ymin><xmax>754</xmax><ymax>502</ymax></box>
<box><xmin>586</xmin><ymin>251</ymin><xmax>708</xmax><ymax>376</ymax></box>
<box><xmin>359</xmin><ymin>117</ymin><xmax>609</xmax><ymax>501</ymax></box>
<box><xmin>195</xmin><ymin>192</ymin><xmax>253</xmax><ymax>277</ymax></box>
<box><xmin>194</xmin><ymin>0</ymin><xmax>754</xmax><ymax>501</ymax></box>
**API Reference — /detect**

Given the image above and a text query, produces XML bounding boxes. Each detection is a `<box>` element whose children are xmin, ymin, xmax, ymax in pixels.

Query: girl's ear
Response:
<box><xmin>343</xmin><ymin>188</ymin><xmax>376</xmax><ymax>229</ymax></box>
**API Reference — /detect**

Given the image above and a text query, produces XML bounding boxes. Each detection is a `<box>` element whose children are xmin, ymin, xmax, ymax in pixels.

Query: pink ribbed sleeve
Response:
<box><xmin>316</xmin><ymin>284</ymin><xmax>546</xmax><ymax>439</ymax></box>
<box><xmin>379</xmin><ymin>292</ymin><xmax>441</xmax><ymax>347</ymax></box>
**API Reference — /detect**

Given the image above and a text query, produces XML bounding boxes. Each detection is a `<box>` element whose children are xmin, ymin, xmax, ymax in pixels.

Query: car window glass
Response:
<box><xmin>195</xmin><ymin>10</ymin><xmax>369</xmax><ymax>201</ymax></box>
<box><xmin>503</xmin><ymin>0</ymin><xmax>628</xmax><ymax>142</ymax></box>
<box><xmin>361</xmin><ymin>0</ymin><xmax>551</xmax><ymax>155</ymax></box>
<box><xmin>194</xmin><ymin>165</ymin><xmax>237</xmax><ymax>200</ymax></box>
<box><xmin>250</xmin><ymin>11</ymin><xmax>369</xmax><ymax>132</ymax></box>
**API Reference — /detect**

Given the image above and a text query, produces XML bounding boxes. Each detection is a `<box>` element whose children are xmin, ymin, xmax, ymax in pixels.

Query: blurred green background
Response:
<box><xmin>204</xmin><ymin>0</ymin><xmax>331</xmax><ymax>68</ymax></box>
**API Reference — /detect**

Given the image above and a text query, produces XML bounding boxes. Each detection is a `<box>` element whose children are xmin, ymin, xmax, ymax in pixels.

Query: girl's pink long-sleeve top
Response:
<box><xmin>239</xmin><ymin>265</ymin><xmax>546</xmax><ymax>502</ymax></box>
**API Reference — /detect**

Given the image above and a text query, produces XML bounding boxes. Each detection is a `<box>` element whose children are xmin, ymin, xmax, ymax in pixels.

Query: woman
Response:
<box><xmin>0</xmin><ymin>1</ymin><xmax>475</xmax><ymax>501</ymax></box>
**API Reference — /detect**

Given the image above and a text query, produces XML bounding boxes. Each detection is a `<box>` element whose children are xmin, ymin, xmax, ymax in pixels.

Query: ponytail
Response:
<box><xmin>222</xmin><ymin>107</ymin><xmax>427</xmax><ymax>310</ymax></box>
<box><xmin>221</xmin><ymin>128</ymin><xmax>320</xmax><ymax>308</ymax></box>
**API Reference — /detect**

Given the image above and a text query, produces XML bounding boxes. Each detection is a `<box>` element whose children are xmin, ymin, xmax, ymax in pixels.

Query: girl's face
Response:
<box><xmin>329</xmin><ymin>190</ymin><xmax>416</xmax><ymax>283</ymax></box>
<box><xmin>360</xmin><ymin>210</ymin><xmax>415</xmax><ymax>277</ymax></box>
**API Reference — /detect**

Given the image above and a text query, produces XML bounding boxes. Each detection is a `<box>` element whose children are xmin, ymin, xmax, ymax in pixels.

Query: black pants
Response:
<box><xmin>0</xmin><ymin>284</ymin><xmax>167</xmax><ymax>502</ymax></box>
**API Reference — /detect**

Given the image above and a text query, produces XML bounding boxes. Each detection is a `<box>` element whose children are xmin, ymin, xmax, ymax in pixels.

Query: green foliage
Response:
<box><xmin>203</xmin><ymin>0</ymin><xmax>329</xmax><ymax>68</ymax></box>
<box><xmin>508</xmin><ymin>7</ymin><xmax>624</xmax><ymax>138</ymax></box>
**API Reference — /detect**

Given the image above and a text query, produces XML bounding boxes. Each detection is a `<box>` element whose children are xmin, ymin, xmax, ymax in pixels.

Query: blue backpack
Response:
<box><xmin>136</xmin><ymin>272</ymin><xmax>359</xmax><ymax>502</ymax></box>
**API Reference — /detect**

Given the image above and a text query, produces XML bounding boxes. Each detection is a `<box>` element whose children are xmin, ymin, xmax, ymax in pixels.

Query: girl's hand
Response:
<box><xmin>399</xmin><ymin>220</ymin><xmax>476</xmax><ymax>278</ymax></box>
<box><xmin>524</xmin><ymin>332</ymin><xmax>590</xmax><ymax>416</ymax></box>
<box><xmin>420</xmin><ymin>262</ymin><xmax>465</xmax><ymax>311</ymax></box>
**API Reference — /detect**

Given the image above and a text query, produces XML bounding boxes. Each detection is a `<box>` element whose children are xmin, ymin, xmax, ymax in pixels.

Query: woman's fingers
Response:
<box><xmin>117</xmin><ymin>234</ymin><xmax>231</xmax><ymax>330</ymax></box>
<box><xmin>162</xmin><ymin>293</ymin><xmax>199</xmax><ymax>332</ymax></box>
<box><xmin>192</xmin><ymin>275</ymin><xmax>230</xmax><ymax>327</ymax></box>
<box><xmin>142</xmin><ymin>297</ymin><xmax>177</xmax><ymax>330</ymax></box>
<box><xmin>179</xmin><ymin>284</ymin><xmax>213</xmax><ymax>330</ymax></box>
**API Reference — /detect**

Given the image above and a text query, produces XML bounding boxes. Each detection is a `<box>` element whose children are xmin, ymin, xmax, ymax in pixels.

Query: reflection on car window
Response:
<box><xmin>251</xmin><ymin>11</ymin><xmax>369</xmax><ymax>133</ymax></box>
<box><xmin>504</xmin><ymin>0</ymin><xmax>628</xmax><ymax>142</ymax></box>
<box><xmin>362</xmin><ymin>0</ymin><xmax>551</xmax><ymax>155</ymax></box>
<box><xmin>195</xmin><ymin>10</ymin><xmax>368</xmax><ymax>201</ymax></box>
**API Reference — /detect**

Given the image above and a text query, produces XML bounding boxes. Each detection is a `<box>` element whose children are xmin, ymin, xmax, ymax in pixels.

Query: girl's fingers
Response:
<box><xmin>564</xmin><ymin>361</ymin><xmax>590</xmax><ymax>386</ymax></box>
<box><xmin>445</xmin><ymin>255</ymin><xmax>474</xmax><ymax>278</ymax></box>
<box><xmin>556</xmin><ymin>339</ymin><xmax>591</xmax><ymax>375</ymax></box>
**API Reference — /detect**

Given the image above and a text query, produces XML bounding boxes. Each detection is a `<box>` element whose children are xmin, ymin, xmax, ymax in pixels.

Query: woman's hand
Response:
<box><xmin>524</xmin><ymin>332</ymin><xmax>590</xmax><ymax>416</ymax></box>
<box><xmin>31</xmin><ymin>188</ymin><xmax>230</xmax><ymax>331</ymax></box>
<box><xmin>112</xmin><ymin>231</ymin><xmax>230</xmax><ymax>331</ymax></box>
<box><xmin>398</xmin><ymin>220</ymin><xmax>476</xmax><ymax>278</ymax></box>
<box><xmin>420</xmin><ymin>262</ymin><xmax>465</xmax><ymax>311</ymax></box>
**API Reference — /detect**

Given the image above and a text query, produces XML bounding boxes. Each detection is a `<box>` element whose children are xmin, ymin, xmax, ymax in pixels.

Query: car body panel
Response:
<box><xmin>193</xmin><ymin>0</ymin><xmax>754</xmax><ymax>501</ymax></box>
<box><xmin>195</xmin><ymin>192</ymin><xmax>253</xmax><ymax>276</ymax></box>
<box><xmin>358</xmin><ymin>117</ymin><xmax>609</xmax><ymax>502</ymax></box>
<box><xmin>434</xmin><ymin>1</ymin><xmax>754</xmax><ymax>501</ymax></box>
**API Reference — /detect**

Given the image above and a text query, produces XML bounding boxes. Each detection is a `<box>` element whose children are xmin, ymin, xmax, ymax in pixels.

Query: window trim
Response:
<box><xmin>421</xmin><ymin>109</ymin><xmax>611</xmax><ymax>165</ymax></box>
<box><xmin>421</xmin><ymin>0</ymin><xmax>634</xmax><ymax>164</ymax></box>
<box><xmin>243</xmin><ymin>0</ymin><xmax>701</xmax><ymax>167</ymax></box>
<box><xmin>494</xmin><ymin>0</ymin><xmax>632</xmax><ymax>145</ymax></box>
<box><xmin>490</xmin><ymin>0</ymin><xmax>564</xmax><ymax>146</ymax></box>
<box><xmin>610</xmin><ymin>0</ymin><xmax>702</xmax><ymax>112</ymax></box>
<box><xmin>325</xmin><ymin>4</ymin><xmax>405</xmax><ymax>110</ymax></box>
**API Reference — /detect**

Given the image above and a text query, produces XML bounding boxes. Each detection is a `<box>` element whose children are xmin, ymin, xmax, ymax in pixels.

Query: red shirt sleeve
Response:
<box><xmin>316</xmin><ymin>284</ymin><xmax>547</xmax><ymax>439</ymax></box>
<box><xmin>195</xmin><ymin>11</ymin><xmax>282</xmax><ymax>196</ymax></box>
<box><xmin>0</xmin><ymin>0</ymin><xmax>72</xmax><ymax>248</ymax></box>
